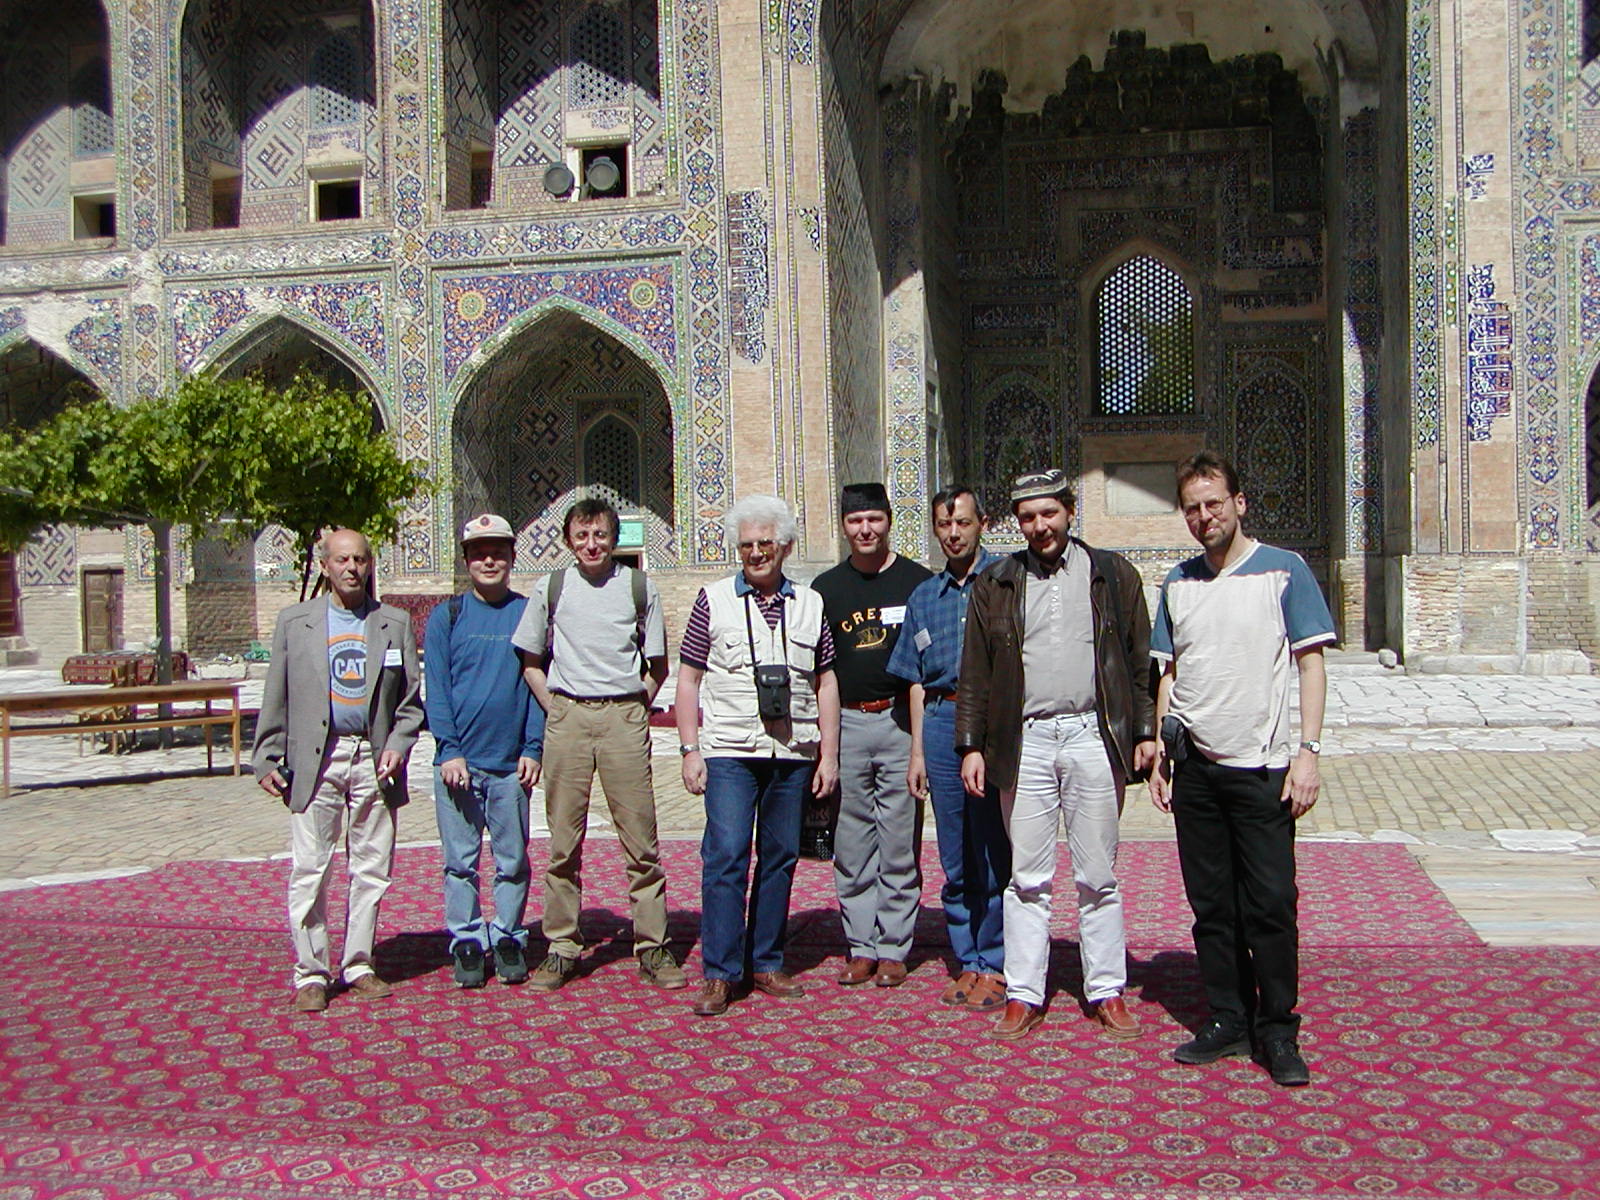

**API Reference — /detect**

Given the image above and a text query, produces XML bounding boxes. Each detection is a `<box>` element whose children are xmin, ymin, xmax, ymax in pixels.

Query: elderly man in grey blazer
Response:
<box><xmin>253</xmin><ymin>528</ymin><xmax>424</xmax><ymax>1013</ymax></box>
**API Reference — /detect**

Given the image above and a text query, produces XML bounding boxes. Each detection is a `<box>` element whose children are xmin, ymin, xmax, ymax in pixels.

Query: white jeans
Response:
<box><xmin>287</xmin><ymin>735</ymin><xmax>397</xmax><ymax>988</ymax></box>
<box><xmin>1001</xmin><ymin>711</ymin><xmax>1126</xmax><ymax>1006</ymax></box>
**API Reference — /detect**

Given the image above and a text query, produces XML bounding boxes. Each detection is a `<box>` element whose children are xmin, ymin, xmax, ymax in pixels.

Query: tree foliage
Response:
<box><xmin>0</xmin><ymin>371</ymin><xmax>427</xmax><ymax>554</ymax></box>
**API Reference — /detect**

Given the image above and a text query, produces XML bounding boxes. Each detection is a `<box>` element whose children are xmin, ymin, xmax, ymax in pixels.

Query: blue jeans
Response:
<box><xmin>434</xmin><ymin>766</ymin><xmax>531</xmax><ymax>950</ymax></box>
<box><xmin>700</xmin><ymin>755</ymin><xmax>812</xmax><ymax>981</ymax></box>
<box><xmin>924</xmin><ymin>697</ymin><xmax>1009</xmax><ymax>975</ymax></box>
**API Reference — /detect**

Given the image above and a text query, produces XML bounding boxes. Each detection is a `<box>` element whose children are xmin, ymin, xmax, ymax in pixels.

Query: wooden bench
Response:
<box><xmin>0</xmin><ymin>680</ymin><xmax>243</xmax><ymax>798</ymax></box>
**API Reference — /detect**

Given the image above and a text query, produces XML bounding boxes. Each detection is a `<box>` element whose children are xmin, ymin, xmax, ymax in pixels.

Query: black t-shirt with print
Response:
<box><xmin>811</xmin><ymin>554</ymin><xmax>933</xmax><ymax>706</ymax></box>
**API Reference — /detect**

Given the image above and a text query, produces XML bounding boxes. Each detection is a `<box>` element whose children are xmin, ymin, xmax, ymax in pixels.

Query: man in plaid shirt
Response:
<box><xmin>887</xmin><ymin>486</ymin><xmax>1010</xmax><ymax>1012</ymax></box>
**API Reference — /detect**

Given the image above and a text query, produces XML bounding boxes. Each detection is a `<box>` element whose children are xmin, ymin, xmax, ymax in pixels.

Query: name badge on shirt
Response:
<box><xmin>914</xmin><ymin>628</ymin><xmax>932</xmax><ymax>651</ymax></box>
<box><xmin>881</xmin><ymin>605</ymin><xmax>907</xmax><ymax>626</ymax></box>
<box><xmin>383</xmin><ymin>648</ymin><xmax>403</xmax><ymax>667</ymax></box>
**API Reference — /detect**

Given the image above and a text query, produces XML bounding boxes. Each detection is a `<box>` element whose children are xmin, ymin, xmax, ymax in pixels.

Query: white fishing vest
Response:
<box><xmin>697</xmin><ymin>576</ymin><xmax>825</xmax><ymax>759</ymax></box>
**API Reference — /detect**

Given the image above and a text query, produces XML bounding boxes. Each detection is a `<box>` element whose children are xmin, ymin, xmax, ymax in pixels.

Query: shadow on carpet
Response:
<box><xmin>0</xmin><ymin>841</ymin><xmax>1594</xmax><ymax>1200</ymax></box>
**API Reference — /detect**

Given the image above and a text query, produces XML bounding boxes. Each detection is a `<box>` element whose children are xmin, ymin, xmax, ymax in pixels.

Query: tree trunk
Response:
<box><xmin>152</xmin><ymin>520</ymin><xmax>174</xmax><ymax>747</ymax></box>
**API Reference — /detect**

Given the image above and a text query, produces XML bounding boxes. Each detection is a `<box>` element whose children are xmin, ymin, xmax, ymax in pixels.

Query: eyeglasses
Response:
<box><xmin>738</xmin><ymin>539</ymin><xmax>778</xmax><ymax>556</ymax></box>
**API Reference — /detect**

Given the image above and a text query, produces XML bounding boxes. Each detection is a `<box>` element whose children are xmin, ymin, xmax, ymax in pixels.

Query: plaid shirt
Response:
<box><xmin>886</xmin><ymin>548</ymin><xmax>996</xmax><ymax>693</ymax></box>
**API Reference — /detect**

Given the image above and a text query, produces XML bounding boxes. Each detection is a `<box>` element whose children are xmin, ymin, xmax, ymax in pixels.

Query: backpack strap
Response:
<box><xmin>446</xmin><ymin>593</ymin><xmax>464</xmax><ymax>630</ymax></box>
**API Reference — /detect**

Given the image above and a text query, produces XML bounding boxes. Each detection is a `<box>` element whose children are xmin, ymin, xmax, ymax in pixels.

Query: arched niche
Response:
<box><xmin>0</xmin><ymin>0</ymin><xmax>115</xmax><ymax>248</ymax></box>
<box><xmin>451</xmin><ymin>307</ymin><xmax>676</xmax><ymax>572</ymax></box>
<box><xmin>178</xmin><ymin>0</ymin><xmax>379</xmax><ymax>231</ymax></box>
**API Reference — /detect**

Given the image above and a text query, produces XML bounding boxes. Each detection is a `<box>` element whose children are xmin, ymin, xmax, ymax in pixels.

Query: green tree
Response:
<box><xmin>0</xmin><ymin>372</ymin><xmax>428</xmax><ymax>685</ymax></box>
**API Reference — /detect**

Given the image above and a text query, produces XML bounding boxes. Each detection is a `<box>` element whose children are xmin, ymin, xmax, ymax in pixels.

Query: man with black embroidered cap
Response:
<box><xmin>956</xmin><ymin>468</ymin><xmax>1156</xmax><ymax>1040</ymax></box>
<box><xmin>810</xmin><ymin>482</ymin><xmax>932</xmax><ymax>987</ymax></box>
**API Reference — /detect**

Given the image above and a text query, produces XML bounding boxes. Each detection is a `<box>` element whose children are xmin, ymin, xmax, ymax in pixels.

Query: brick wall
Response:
<box><xmin>186</xmin><ymin>583</ymin><xmax>258</xmax><ymax>657</ymax></box>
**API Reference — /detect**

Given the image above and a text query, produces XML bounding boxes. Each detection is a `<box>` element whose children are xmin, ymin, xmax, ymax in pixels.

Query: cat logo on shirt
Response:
<box><xmin>329</xmin><ymin>634</ymin><xmax>366</xmax><ymax>706</ymax></box>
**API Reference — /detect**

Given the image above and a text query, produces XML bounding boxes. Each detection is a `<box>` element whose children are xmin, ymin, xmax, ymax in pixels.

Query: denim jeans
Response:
<box><xmin>699</xmin><ymin>755</ymin><xmax>812</xmax><ymax>981</ymax></box>
<box><xmin>923</xmin><ymin>696</ymin><xmax>1008</xmax><ymax>975</ymax></box>
<box><xmin>434</xmin><ymin>765</ymin><xmax>531</xmax><ymax>951</ymax></box>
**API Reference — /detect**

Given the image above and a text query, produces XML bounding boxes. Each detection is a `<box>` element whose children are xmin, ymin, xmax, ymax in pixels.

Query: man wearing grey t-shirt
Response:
<box><xmin>957</xmin><ymin>470</ymin><xmax>1156</xmax><ymax>1041</ymax></box>
<box><xmin>511</xmin><ymin>498</ymin><xmax>685</xmax><ymax>991</ymax></box>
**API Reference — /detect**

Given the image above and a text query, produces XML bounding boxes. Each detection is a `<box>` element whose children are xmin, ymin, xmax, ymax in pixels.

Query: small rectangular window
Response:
<box><xmin>580</xmin><ymin>144</ymin><xmax>628</xmax><ymax>200</ymax></box>
<box><xmin>73</xmin><ymin>194</ymin><xmax>115</xmax><ymax>239</ymax></box>
<box><xmin>469</xmin><ymin>149</ymin><xmax>492</xmax><ymax>209</ymax></box>
<box><xmin>315</xmin><ymin>179</ymin><xmax>361</xmax><ymax>221</ymax></box>
<box><xmin>211</xmin><ymin>175</ymin><xmax>241</xmax><ymax>229</ymax></box>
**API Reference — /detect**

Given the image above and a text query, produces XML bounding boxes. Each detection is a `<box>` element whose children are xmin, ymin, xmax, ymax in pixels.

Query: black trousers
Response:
<box><xmin>1171</xmin><ymin>752</ymin><xmax>1300</xmax><ymax>1041</ymax></box>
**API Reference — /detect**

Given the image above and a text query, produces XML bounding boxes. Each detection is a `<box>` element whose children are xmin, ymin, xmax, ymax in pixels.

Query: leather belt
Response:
<box><xmin>843</xmin><ymin>697</ymin><xmax>896</xmax><ymax>713</ymax></box>
<box><xmin>552</xmin><ymin>690</ymin><xmax>645</xmax><ymax>704</ymax></box>
<box><xmin>924</xmin><ymin>687</ymin><xmax>958</xmax><ymax>702</ymax></box>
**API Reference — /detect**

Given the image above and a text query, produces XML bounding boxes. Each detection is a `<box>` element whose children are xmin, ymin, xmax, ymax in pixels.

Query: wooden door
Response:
<box><xmin>80</xmin><ymin>567</ymin><xmax>123</xmax><ymax>652</ymax></box>
<box><xmin>0</xmin><ymin>552</ymin><xmax>18</xmax><ymax>638</ymax></box>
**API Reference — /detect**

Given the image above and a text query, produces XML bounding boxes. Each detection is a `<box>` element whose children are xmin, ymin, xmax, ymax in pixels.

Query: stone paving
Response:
<box><xmin>2</xmin><ymin>660</ymin><xmax>1598</xmax><ymax>944</ymax></box>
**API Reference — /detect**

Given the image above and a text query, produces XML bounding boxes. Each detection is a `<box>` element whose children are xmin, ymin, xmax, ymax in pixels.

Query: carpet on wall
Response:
<box><xmin>0</xmin><ymin>840</ymin><xmax>1594</xmax><ymax>1200</ymax></box>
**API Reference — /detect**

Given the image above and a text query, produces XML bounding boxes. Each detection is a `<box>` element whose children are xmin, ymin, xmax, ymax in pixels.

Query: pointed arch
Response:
<box><xmin>450</xmin><ymin>305</ymin><xmax>678</xmax><ymax>571</ymax></box>
<box><xmin>446</xmin><ymin>292</ymin><xmax>679</xmax><ymax>418</ymax></box>
<box><xmin>196</xmin><ymin>312</ymin><xmax>390</xmax><ymax>430</ymax></box>
<box><xmin>0</xmin><ymin>328</ymin><xmax>111</xmax><ymax>410</ymax></box>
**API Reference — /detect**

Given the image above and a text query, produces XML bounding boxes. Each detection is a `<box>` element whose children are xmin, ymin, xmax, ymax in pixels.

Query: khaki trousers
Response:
<box><xmin>287</xmin><ymin>734</ymin><xmax>396</xmax><ymax>988</ymax></box>
<box><xmin>540</xmin><ymin>694</ymin><xmax>668</xmax><ymax>958</ymax></box>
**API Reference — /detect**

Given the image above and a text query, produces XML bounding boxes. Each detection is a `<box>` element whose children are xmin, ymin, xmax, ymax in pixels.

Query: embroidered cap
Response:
<box><xmin>460</xmin><ymin>513</ymin><xmax>516</xmax><ymax>544</ymax></box>
<box><xmin>1010</xmin><ymin>468</ymin><xmax>1074</xmax><ymax>504</ymax></box>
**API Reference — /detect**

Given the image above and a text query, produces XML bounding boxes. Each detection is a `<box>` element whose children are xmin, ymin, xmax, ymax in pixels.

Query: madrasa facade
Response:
<box><xmin>1</xmin><ymin>0</ymin><xmax>1598</xmax><ymax>671</ymax></box>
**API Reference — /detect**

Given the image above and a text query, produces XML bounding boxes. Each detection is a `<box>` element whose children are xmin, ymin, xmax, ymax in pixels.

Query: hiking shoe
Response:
<box><xmin>1173</xmin><ymin>1018</ymin><xmax>1250</xmax><ymax>1064</ymax></box>
<box><xmin>1258</xmin><ymin>1037</ymin><xmax>1311</xmax><ymax>1087</ymax></box>
<box><xmin>638</xmin><ymin>946</ymin><xmax>687</xmax><ymax>990</ymax></box>
<box><xmin>451</xmin><ymin>941</ymin><xmax>487</xmax><ymax>988</ymax></box>
<box><xmin>494</xmin><ymin>937</ymin><xmax>529</xmax><ymax>985</ymax></box>
<box><xmin>528</xmin><ymin>953</ymin><xmax>577</xmax><ymax>992</ymax></box>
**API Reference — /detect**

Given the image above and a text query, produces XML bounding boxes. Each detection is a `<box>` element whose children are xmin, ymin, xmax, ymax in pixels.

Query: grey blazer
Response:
<box><xmin>252</xmin><ymin>597</ymin><xmax>424</xmax><ymax>814</ymax></box>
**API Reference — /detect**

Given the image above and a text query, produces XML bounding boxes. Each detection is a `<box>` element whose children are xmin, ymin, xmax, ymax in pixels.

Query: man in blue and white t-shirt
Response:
<box><xmin>1149</xmin><ymin>451</ymin><xmax>1335</xmax><ymax>1087</ymax></box>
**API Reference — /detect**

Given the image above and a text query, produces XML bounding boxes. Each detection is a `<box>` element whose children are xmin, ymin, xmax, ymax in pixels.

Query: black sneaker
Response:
<box><xmin>452</xmin><ymin>941</ymin><xmax>487</xmax><ymax>988</ymax></box>
<box><xmin>1173</xmin><ymin>1018</ymin><xmax>1251</xmax><ymax>1064</ymax></box>
<box><xmin>1258</xmin><ymin>1037</ymin><xmax>1311</xmax><ymax>1086</ymax></box>
<box><xmin>495</xmin><ymin>937</ymin><xmax>529</xmax><ymax>985</ymax></box>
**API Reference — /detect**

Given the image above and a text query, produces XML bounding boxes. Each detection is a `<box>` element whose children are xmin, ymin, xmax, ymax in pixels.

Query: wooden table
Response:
<box><xmin>0</xmin><ymin>681</ymin><xmax>243</xmax><ymax>798</ymax></box>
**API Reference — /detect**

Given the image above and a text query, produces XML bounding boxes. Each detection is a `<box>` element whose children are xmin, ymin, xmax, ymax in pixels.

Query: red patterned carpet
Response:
<box><xmin>0</xmin><ymin>840</ymin><xmax>1595</xmax><ymax>1199</ymax></box>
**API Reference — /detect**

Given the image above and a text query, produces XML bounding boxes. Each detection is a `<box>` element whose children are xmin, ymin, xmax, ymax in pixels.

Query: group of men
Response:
<box><xmin>252</xmin><ymin>450</ymin><xmax>1331</xmax><ymax>1087</ymax></box>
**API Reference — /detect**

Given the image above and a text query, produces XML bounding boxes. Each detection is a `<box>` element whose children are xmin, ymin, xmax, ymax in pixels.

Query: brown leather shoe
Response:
<box><xmin>837</xmin><ymin>957</ymin><xmax>877</xmax><ymax>985</ymax></box>
<box><xmin>692</xmin><ymin>979</ymin><xmax>732</xmax><ymax>1016</ymax></box>
<box><xmin>1093</xmin><ymin>994</ymin><xmax>1140</xmax><ymax>1039</ymax></box>
<box><xmin>988</xmin><ymin>999</ymin><xmax>1045</xmax><ymax>1040</ymax></box>
<box><xmin>751</xmin><ymin>971</ymin><xmax>804</xmax><ymax>998</ymax></box>
<box><xmin>346</xmin><ymin>973</ymin><xmax>393</xmax><ymax>1000</ymax></box>
<box><xmin>965</xmin><ymin>972</ymin><xmax>1007</xmax><ymax>1011</ymax></box>
<box><xmin>874</xmin><ymin>959</ymin><xmax>909</xmax><ymax>988</ymax></box>
<box><xmin>940</xmin><ymin>971</ymin><xmax>979</xmax><ymax>1005</ymax></box>
<box><xmin>292</xmin><ymin>982</ymin><xmax>327</xmax><ymax>1013</ymax></box>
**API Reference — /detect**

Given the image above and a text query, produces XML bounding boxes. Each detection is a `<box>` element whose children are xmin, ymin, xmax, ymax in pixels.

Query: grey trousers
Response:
<box><xmin>832</xmin><ymin>704</ymin><xmax>919</xmax><ymax>960</ymax></box>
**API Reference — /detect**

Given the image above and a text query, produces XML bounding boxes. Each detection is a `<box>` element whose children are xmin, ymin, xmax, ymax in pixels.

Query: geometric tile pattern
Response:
<box><xmin>439</xmin><ymin>264</ymin><xmax>676</xmax><ymax>384</ymax></box>
<box><xmin>169</xmin><ymin>280</ymin><xmax>386</xmax><ymax>380</ymax></box>
<box><xmin>1229</xmin><ymin>339</ymin><xmax>1325</xmax><ymax>551</ymax></box>
<box><xmin>17</xmin><ymin>525</ymin><xmax>76</xmax><ymax>588</ymax></box>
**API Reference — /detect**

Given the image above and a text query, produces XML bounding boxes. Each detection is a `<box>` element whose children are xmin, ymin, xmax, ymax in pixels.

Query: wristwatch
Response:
<box><xmin>1299</xmin><ymin>740</ymin><xmax>1321</xmax><ymax>754</ymax></box>
<box><xmin>679</xmin><ymin>743</ymin><xmax>700</xmax><ymax>756</ymax></box>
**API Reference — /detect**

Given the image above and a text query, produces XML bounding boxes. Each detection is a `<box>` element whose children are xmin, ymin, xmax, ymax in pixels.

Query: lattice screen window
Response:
<box><xmin>1095</xmin><ymin>255</ymin><xmax>1195</xmax><ymax>416</ymax></box>
<box><xmin>583</xmin><ymin>414</ymin><xmax>641</xmax><ymax>508</ymax></box>
<box><xmin>311</xmin><ymin>35</ymin><xmax>363</xmax><ymax>127</ymax></box>
<box><xmin>568</xmin><ymin>3</ymin><xmax>629</xmax><ymax>108</ymax></box>
<box><xmin>72</xmin><ymin>60</ymin><xmax>114</xmax><ymax>157</ymax></box>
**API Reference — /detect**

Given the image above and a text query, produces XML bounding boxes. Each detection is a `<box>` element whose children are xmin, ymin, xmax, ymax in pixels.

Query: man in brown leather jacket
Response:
<box><xmin>956</xmin><ymin>469</ymin><xmax>1156</xmax><ymax>1040</ymax></box>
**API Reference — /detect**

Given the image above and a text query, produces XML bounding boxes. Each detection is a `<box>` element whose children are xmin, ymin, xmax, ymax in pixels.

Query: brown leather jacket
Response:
<box><xmin>954</xmin><ymin>541</ymin><xmax>1156</xmax><ymax>793</ymax></box>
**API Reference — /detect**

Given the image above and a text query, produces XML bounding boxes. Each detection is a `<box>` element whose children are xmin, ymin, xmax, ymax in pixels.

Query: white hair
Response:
<box><xmin>722</xmin><ymin>494</ymin><xmax>798</xmax><ymax>547</ymax></box>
